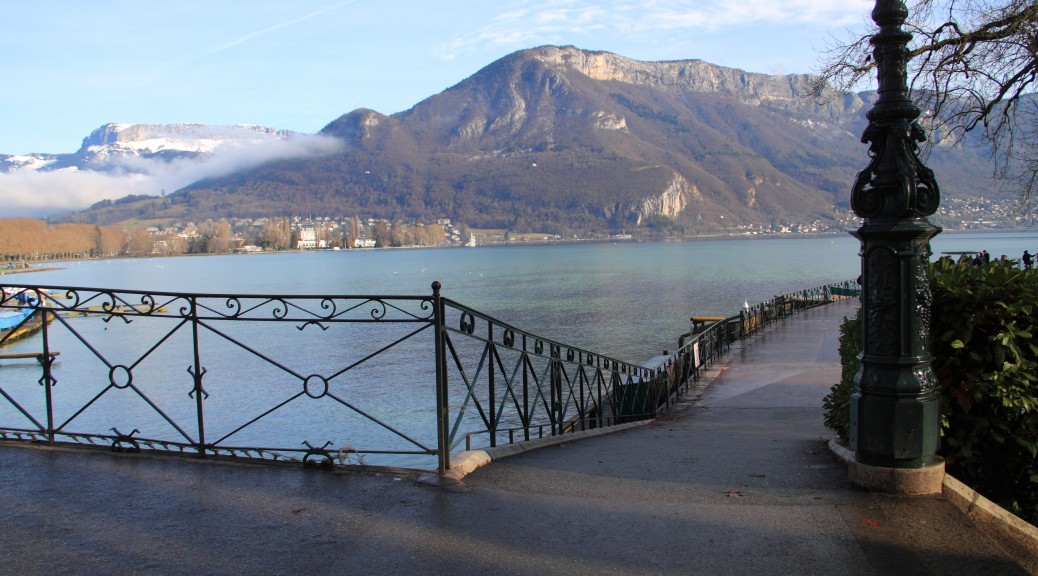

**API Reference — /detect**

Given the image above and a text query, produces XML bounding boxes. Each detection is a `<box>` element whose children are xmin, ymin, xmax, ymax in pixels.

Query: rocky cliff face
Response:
<box><xmin>528</xmin><ymin>45</ymin><xmax>866</xmax><ymax>120</ymax></box>
<box><xmin>637</xmin><ymin>173</ymin><xmax>693</xmax><ymax>224</ymax></box>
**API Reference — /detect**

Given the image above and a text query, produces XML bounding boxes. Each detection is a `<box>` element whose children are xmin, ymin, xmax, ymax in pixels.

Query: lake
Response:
<box><xmin>7</xmin><ymin>230</ymin><xmax>1036</xmax><ymax>358</ymax></box>
<box><xmin>2</xmin><ymin>230</ymin><xmax>1035</xmax><ymax>468</ymax></box>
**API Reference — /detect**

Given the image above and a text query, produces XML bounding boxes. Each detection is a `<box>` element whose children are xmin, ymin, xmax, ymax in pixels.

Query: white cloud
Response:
<box><xmin>440</xmin><ymin>0</ymin><xmax>872</xmax><ymax>58</ymax></box>
<box><xmin>1</xmin><ymin>169</ymin><xmax>152</xmax><ymax>218</ymax></box>
<box><xmin>0</xmin><ymin>134</ymin><xmax>344</xmax><ymax>218</ymax></box>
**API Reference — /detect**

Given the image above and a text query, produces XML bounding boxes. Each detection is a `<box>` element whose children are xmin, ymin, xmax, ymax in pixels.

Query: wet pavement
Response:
<box><xmin>1</xmin><ymin>298</ymin><xmax>1034</xmax><ymax>575</ymax></box>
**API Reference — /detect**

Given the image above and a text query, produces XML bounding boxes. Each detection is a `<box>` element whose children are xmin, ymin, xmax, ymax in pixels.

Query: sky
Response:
<box><xmin>0</xmin><ymin>0</ymin><xmax>875</xmax><ymax>216</ymax></box>
<box><xmin>2</xmin><ymin>0</ymin><xmax>877</xmax><ymax>154</ymax></box>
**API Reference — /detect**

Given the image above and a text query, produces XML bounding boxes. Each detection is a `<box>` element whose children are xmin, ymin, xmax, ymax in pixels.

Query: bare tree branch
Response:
<box><xmin>813</xmin><ymin>0</ymin><xmax>1038</xmax><ymax>206</ymax></box>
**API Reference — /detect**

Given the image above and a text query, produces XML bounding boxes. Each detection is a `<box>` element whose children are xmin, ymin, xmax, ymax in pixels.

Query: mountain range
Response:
<box><xmin>3</xmin><ymin>45</ymin><xmax>998</xmax><ymax>233</ymax></box>
<box><xmin>1</xmin><ymin>123</ymin><xmax>289</xmax><ymax>169</ymax></box>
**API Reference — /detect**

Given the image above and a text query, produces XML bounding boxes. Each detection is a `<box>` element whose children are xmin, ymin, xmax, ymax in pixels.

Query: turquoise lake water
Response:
<box><xmin>2</xmin><ymin>230</ymin><xmax>1035</xmax><ymax>467</ymax></box>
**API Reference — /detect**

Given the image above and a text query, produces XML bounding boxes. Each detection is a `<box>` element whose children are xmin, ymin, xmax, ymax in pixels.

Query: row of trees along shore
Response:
<box><xmin>0</xmin><ymin>219</ymin><xmax>128</xmax><ymax>261</ymax></box>
<box><xmin>0</xmin><ymin>218</ymin><xmax>295</xmax><ymax>262</ymax></box>
<box><xmin>0</xmin><ymin>216</ymin><xmax>453</xmax><ymax>262</ymax></box>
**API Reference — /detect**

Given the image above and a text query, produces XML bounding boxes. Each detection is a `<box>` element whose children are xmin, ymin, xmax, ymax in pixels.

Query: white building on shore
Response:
<box><xmin>296</xmin><ymin>225</ymin><xmax>327</xmax><ymax>250</ymax></box>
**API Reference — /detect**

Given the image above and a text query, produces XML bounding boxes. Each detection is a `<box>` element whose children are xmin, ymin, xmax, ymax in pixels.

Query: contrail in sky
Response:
<box><xmin>136</xmin><ymin>0</ymin><xmax>356</xmax><ymax>88</ymax></box>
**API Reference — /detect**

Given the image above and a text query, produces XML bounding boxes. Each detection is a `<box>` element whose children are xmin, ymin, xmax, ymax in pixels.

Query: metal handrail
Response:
<box><xmin>0</xmin><ymin>279</ymin><xmax>857</xmax><ymax>474</ymax></box>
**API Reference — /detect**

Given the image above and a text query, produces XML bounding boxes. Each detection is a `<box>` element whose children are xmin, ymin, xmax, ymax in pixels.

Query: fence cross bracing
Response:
<box><xmin>0</xmin><ymin>280</ymin><xmax>857</xmax><ymax>474</ymax></box>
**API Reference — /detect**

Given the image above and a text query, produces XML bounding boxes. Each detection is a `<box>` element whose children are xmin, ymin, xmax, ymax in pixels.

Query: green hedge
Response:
<box><xmin>822</xmin><ymin>307</ymin><xmax>860</xmax><ymax>441</ymax></box>
<box><xmin>824</xmin><ymin>258</ymin><xmax>1038</xmax><ymax>523</ymax></box>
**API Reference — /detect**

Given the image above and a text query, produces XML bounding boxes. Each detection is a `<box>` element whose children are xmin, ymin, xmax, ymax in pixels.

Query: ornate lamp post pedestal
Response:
<box><xmin>849</xmin><ymin>220</ymin><xmax>945</xmax><ymax>493</ymax></box>
<box><xmin>847</xmin><ymin>0</ymin><xmax>945</xmax><ymax>494</ymax></box>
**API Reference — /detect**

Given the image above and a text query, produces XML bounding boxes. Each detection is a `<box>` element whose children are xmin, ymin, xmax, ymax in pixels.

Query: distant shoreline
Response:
<box><xmin>3</xmin><ymin>228</ymin><xmax>1034</xmax><ymax>274</ymax></box>
<box><xmin>0</xmin><ymin>266</ymin><xmax>60</xmax><ymax>276</ymax></box>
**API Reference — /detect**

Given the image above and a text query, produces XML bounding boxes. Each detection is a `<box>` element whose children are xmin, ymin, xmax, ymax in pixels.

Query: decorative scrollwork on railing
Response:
<box><xmin>99</xmin><ymin>291</ymin><xmax>119</xmax><ymax>315</ymax></box>
<box><xmin>110</xmin><ymin>427</ymin><xmax>141</xmax><ymax>453</ymax></box>
<box><xmin>301</xmin><ymin>440</ymin><xmax>335</xmax><ymax>470</ymax></box>
<box><xmin>270</xmin><ymin>297</ymin><xmax>289</xmax><ymax>320</ymax></box>
<box><xmin>187</xmin><ymin>366</ymin><xmax>209</xmax><ymax>399</ymax></box>
<box><xmin>368</xmin><ymin>299</ymin><xmax>388</xmax><ymax>320</ymax></box>
<box><xmin>303</xmin><ymin>374</ymin><xmax>330</xmax><ymax>399</ymax></box>
<box><xmin>59</xmin><ymin>288</ymin><xmax>80</xmax><ymax>309</ymax></box>
<box><xmin>193</xmin><ymin>296</ymin><xmax>245</xmax><ymax>319</ymax></box>
<box><xmin>137</xmin><ymin>293</ymin><xmax>157</xmax><ymax>315</ymax></box>
<box><xmin>93</xmin><ymin>290</ymin><xmax>132</xmax><ymax>324</ymax></box>
<box><xmin>101</xmin><ymin>312</ymin><xmax>132</xmax><ymax>325</ymax></box>
<box><xmin>109</xmin><ymin>365</ymin><xmax>133</xmax><ymax>389</ymax></box>
<box><xmin>460</xmin><ymin>312</ymin><xmax>475</xmax><ymax>335</ymax></box>
<box><xmin>319</xmin><ymin>297</ymin><xmax>336</xmax><ymax>318</ymax></box>
<box><xmin>502</xmin><ymin>329</ymin><xmax>515</xmax><ymax>348</ymax></box>
<box><xmin>297</xmin><ymin>320</ymin><xmax>329</xmax><ymax>331</ymax></box>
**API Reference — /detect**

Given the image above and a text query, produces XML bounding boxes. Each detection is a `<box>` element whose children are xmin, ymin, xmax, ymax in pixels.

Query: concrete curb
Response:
<box><xmin>446</xmin><ymin>420</ymin><xmax>653</xmax><ymax>480</ymax></box>
<box><xmin>941</xmin><ymin>473</ymin><xmax>1038</xmax><ymax>558</ymax></box>
<box><xmin>828</xmin><ymin>437</ymin><xmax>1038</xmax><ymax>555</ymax></box>
<box><xmin>827</xmin><ymin>438</ymin><xmax>855</xmax><ymax>463</ymax></box>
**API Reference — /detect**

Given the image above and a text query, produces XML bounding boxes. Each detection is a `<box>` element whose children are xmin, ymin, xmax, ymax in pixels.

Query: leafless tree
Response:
<box><xmin>814</xmin><ymin>0</ymin><xmax>1038</xmax><ymax>207</ymax></box>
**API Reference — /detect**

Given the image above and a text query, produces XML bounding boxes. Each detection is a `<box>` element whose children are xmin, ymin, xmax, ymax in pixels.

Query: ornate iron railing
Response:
<box><xmin>0</xmin><ymin>280</ymin><xmax>856</xmax><ymax>474</ymax></box>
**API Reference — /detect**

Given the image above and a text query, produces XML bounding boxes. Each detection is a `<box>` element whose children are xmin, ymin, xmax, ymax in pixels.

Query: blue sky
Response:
<box><xmin>2</xmin><ymin>0</ymin><xmax>874</xmax><ymax>155</ymax></box>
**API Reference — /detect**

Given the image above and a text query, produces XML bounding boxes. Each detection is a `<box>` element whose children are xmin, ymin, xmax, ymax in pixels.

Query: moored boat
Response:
<box><xmin>0</xmin><ymin>287</ymin><xmax>48</xmax><ymax>344</ymax></box>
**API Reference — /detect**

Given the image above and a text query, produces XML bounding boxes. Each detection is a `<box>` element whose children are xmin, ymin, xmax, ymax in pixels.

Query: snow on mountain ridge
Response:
<box><xmin>0</xmin><ymin>122</ymin><xmax>302</xmax><ymax>174</ymax></box>
<box><xmin>0</xmin><ymin>154</ymin><xmax>57</xmax><ymax>171</ymax></box>
<box><xmin>85</xmin><ymin>135</ymin><xmax>286</xmax><ymax>159</ymax></box>
<box><xmin>80</xmin><ymin>122</ymin><xmax>291</xmax><ymax>152</ymax></box>
<box><xmin>0</xmin><ymin>121</ymin><xmax>344</xmax><ymax>218</ymax></box>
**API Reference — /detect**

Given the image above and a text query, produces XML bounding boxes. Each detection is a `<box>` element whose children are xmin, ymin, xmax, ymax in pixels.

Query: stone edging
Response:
<box><xmin>941</xmin><ymin>473</ymin><xmax>1038</xmax><ymax>558</ymax></box>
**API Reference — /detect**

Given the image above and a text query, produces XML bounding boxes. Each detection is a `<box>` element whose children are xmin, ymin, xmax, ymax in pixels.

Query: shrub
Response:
<box><xmin>824</xmin><ymin>259</ymin><xmax>1038</xmax><ymax>522</ymax></box>
<box><xmin>932</xmin><ymin>258</ymin><xmax>1038</xmax><ymax>522</ymax></box>
<box><xmin>822</xmin><ymin>308</ymin><xmax>860</xmax><ymax>441</ymax></box>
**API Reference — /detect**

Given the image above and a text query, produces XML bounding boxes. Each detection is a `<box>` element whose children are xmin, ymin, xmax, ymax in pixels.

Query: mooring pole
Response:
<box><xmin>848</xmin><ymin>0</ymin><xmax>944</xmax><ymax>493</ymax></box>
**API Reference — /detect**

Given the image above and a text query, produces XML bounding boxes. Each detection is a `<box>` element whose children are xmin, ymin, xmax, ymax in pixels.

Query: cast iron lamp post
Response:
<box><xmin>848</xmin><ymin>0</ymin><xmax>944</xmax><ymax>492</ymax></box>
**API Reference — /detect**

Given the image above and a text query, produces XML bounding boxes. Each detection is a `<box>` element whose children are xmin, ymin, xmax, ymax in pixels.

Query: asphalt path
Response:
<box><xmin>0</xmin><ymin>299</ymin><xmax>1034</xmax><ymax>575</ymax></box>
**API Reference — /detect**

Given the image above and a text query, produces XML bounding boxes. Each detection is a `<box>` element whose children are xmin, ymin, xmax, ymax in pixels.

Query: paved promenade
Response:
<box><xmin>1</xmin><ymin>298</ymin><xmax>1035</xmax><ymax>575</ymax></box>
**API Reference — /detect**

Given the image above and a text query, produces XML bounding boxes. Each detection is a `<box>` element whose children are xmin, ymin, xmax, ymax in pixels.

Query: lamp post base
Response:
<box><xmin>848</xmin><ymin>456</ymin><xmax>945</xmax><ymax>495</ymax></box>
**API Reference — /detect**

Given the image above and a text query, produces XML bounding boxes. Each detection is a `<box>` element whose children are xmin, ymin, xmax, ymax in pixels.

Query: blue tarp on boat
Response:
<box><xmin>0</xmin><ymin>308</ymin><xmax>34</xmax><ymax>331</ymax></box>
